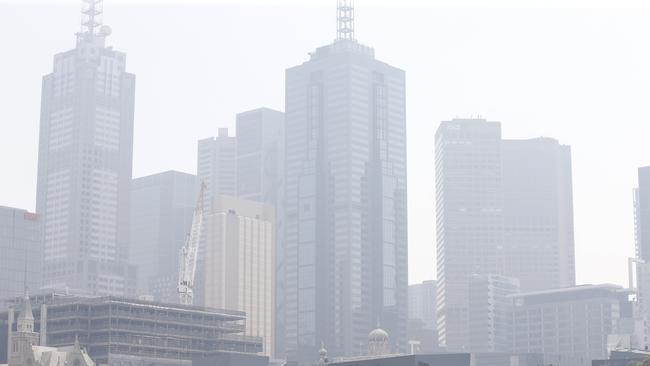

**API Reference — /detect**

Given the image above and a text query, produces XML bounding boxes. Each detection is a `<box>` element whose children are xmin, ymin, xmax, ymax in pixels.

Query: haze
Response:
<box><xmin>1</xmin><ymin>0</ymin><xmax>649</xmax><ymax>287</ymax></box>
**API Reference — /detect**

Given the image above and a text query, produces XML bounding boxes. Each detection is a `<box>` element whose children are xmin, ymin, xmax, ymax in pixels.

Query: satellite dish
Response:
<box><xmin>99</xmin><ymin>25</ymin><xmax>112</xmax><ymax>37</ymax></box>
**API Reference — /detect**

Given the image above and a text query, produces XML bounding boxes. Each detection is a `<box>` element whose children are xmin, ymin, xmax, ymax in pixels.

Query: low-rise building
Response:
<box><xmin>511</xmin><ymin>284</ymin><xmax>632</xmax><ymax>366</ymax></box>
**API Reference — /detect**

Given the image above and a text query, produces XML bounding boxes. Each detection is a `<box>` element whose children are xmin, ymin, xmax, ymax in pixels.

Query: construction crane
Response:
<box><xmin>177</xmin><ymin>182</ymin><xmax>206</xmax><ymax>305</ymax></box>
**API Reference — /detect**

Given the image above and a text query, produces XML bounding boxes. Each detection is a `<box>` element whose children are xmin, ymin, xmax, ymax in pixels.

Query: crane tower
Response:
<box><xmin>177</xmin><ymin>182</ymin><xmax>206</xmax><ymax>305</ymax></box>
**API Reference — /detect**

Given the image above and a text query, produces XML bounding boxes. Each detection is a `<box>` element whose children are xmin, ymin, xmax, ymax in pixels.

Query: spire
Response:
<box><xmin>17</xmin><ymin>294</ymin><xmax>35</xmax><ymax>333</ymax></box>
<box><xmin>336</xmin><ymin>0</ymin><xmax>355</xmax><ymax>41</ymax></box>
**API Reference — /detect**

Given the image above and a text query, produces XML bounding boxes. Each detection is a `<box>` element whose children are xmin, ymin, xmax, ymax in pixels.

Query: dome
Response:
<box><xmin>368</xmin><ymin>328</ymin><xmax>389</xmax><ymax>342</ymax></box>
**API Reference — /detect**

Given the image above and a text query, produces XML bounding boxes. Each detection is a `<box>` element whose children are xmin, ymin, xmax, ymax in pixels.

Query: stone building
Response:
<box><xmin>3</xmin><ymin>296</ymin><xmax>94</xmax><ymax>366</ymax></box>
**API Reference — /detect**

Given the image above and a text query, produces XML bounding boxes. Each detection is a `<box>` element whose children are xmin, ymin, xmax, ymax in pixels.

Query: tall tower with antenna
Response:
<box><xmin>279</xmin><ymin>0</ymin><xmax>407</xmax><ymax>362</ymax></box>
<box><xmin>336</xmin><ymin>0</ymin><xmax>354</xmax><ymax>41</ymax></box>
<box><xmin>36</xmin><ymin>0</ymin><xmax>137</xmax><ymax>296</ymax></box>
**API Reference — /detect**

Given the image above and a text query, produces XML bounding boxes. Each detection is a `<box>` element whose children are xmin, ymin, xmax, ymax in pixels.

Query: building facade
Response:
<box><xmin>280</xmin><ymin>10</ymin><xmax>408</xmax><ymax>361</ymax></box>
<box><xmin>203</xmin><ymin>196</ymin><xmax>275</xmax><ymax>357</ymax></box>
<box><xmin>236</xmin><ymin>107</ymin><xmax>285</xmax><ymax>204</ymax></box>
<box><xmin>434</xmin><ymin>119</ymin><xmax>576</xmax><ymax>351</ymax></box>
<box><xmin>196</xmin><ymin>128</ymin><xmax>238</xmax><ymax>305</ymax></box>
<box><xmin>198</xmin><ymin>128</ymin><xmax>237</xmax><ymax>201</ymax></box>
<box><xmin>435</xmin><ymin>119</ymin><xmax>504</xmax><ymax>351</ymax></box>
<box><xmin>407</xmin><ymin>281</ymin><xmax>438</xmax><ymax>353</ymax></box>
<box><xmin>129</xmin><ymin>171</ymin><xmax>198</xmax><ymax>302</ymax></box>
<box><xmin>408</xmin><ymin>281</ymin><xmax>437</xmax><ymax>331</ymax></box>
<box><xmin>35</xmin><ymin>7</ymin><xmax>136</xmax><ymax>295</ymax></box>
<box><xmin>502</xmin><ymin>138</ymin><xmax>575</xmax><ymax>292</ymax></box>
<box><xmin>0</xmin><ymin>207</ymin><xmax>41</xmax><ymax>301</ymax></box>
<box><xmin>468</xmin><ymin>274</ymin><xmax>519</xmax><ymax>353</ymax></box>
<box><xmin>234</xmin><ymin>108</ymin><xmax>285</xmax><ymax>358</ymax></box>
<box><xmin>511</xmin><ymin>285</ymin><xmax>625</xmax><ymax>366</ymax></box>
<box><xmin>634</xmin><ymin>166</ymin><xmax>650</xmax><ymax>334</ymax></box>
<box><xmin>636</xmin><ymin>166</ymin><xmax>650</xmax><ymax>263</ymax></box>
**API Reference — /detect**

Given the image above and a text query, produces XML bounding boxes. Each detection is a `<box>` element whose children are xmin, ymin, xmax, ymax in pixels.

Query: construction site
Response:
<box><xmin>0</xmin><ymin>291</ymin><xmax>265</xmax><ymax>366</ymax></box>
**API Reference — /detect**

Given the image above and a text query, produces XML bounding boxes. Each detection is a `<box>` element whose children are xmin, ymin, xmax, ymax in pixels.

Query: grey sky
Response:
<box><xmin>1</xmin><ymin>0</ymin><xmax>649</xmax><ymax>286</ymax></box>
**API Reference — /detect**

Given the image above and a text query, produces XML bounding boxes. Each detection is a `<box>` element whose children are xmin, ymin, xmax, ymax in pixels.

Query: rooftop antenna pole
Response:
<box><xmin>78</xmin><ymin>0</ymin><xmax>103</xmax><ymax>42</ymax></box>
<box><xmin>336</xmin><ymin>0</ymin><xmax>355</xmax><ymax>41</ymax></box>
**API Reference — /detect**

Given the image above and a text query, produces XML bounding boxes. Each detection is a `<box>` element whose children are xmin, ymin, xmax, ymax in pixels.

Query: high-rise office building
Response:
<box><xmin>435</xmin><ymin>119</ymin><xmax>576</xmax><ymax>351</ymax></box>
<box><xmin>35</xmin><ymin>2</ymin><xmax>136</xmax><ymax>295</ymax></box>
<box><xmin>280</xmin><ymin>2</ymin><xmax>408</xmax><ymax>361</ymax></box>
<box><xmin>502</xmin><ymin>138</ymin><xmax>575</xmax><ymax>291</ymax></box>
<box><xmin>130</xmin><ymin>171</ymin><xmax>198</xmax><ymax>302</ymax></box>
<box><xmin>236</xmin><ymin>108</ymin><xmax>285</xmax><ymax>203</ymax></box>
<box><xmin>198</xmin><ymin>128</ymin><xmax>237</xmax><ymax>201</ymax></box>
<box><xmin>0</xmin><ymin>207</ymin><xmax>41</xmax><ymax>301</ymax></box>
<box><xmin>203</xmin><ymin>195</ymin><xmax>275</xmax><ymax>357</ymax></box>
<box><xmin>468</xmin><ymin>274</ymin><xmax>519</xmax><ymax>353</ymax></box>
<box><xmin>435</xmin><ymin>118</ymin><xmax>504</xmax><ymax>351</ymax></box>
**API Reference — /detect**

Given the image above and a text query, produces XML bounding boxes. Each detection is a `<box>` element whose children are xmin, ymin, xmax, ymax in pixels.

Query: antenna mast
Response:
<box><xmin>336</xmin><ymin>0</ymin><xmax>355</xmax><ymax>41</ymax></box>
<box><xmin>78</xmin><ymin>0</ymin><xmax>103</xmax><ymax>42</ymax></box>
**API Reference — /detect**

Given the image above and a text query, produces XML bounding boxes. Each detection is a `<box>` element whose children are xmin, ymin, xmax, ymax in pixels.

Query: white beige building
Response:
<box><xmin>203</xmin><ymin>195</ymin><xmax>275</xmax><ymax>357</ymax></box>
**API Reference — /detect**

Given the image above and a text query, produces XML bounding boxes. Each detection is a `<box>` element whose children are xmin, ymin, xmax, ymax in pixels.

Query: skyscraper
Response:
<box><xmin>129</xmin><ymin>171</ymin><xmax>198</xmax><ymax>302</ymax></box>
<box><xmin>198</xmin><ymin>128</ymin><xmax>237</xmax><ymax>201</ymax></box>
<box><xmin>0</xmin><ymin>207</ymin><xmax>41</xmax><ymax>301</ymax></box>
<box><xmin>502</xmin><ymin>138</ymin><xmax>575</xmax><ymax>291</ymax></box>
<box><xmin>203</xmin><ymin>195</ymin><xmax>276</xmax><ymax>357</ymax></box>
<box><xmin>434</xmin><ymin>119</ymin><xmax>576</xmax><ymax>351</ymax></box>
<box><xmin>35</xmin><ymin>1</ymin><xmax>136</xmax><ymax>295</ymax></box>
<box><xmin>435</xmin><ymin>118</ymin><xmax>504</xmax><ymax>351</ymax></box>
<box><xmin>280</xmin><ymin>1</ymin><xmax>408</xmax><ymax>361</ymax></box>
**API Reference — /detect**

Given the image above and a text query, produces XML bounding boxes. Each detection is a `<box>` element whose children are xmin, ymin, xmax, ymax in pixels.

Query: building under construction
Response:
<box><xmin>0</xmin><ymin>291</ymin><xmax>265</xmax><ymax>365</ymax></box>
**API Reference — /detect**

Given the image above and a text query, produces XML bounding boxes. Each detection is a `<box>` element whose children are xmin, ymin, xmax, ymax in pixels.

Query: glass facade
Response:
<box><xmin>281</xmin><ymin>39</ymin><xmax>407</xmax><ymax>362</ymax></box>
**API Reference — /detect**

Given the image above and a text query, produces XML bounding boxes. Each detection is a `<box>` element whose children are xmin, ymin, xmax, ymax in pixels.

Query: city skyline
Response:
<box><xmin>2</xmin><ymin>1</ymin><xmax>650</xmax><ymax>290</ymax></box>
